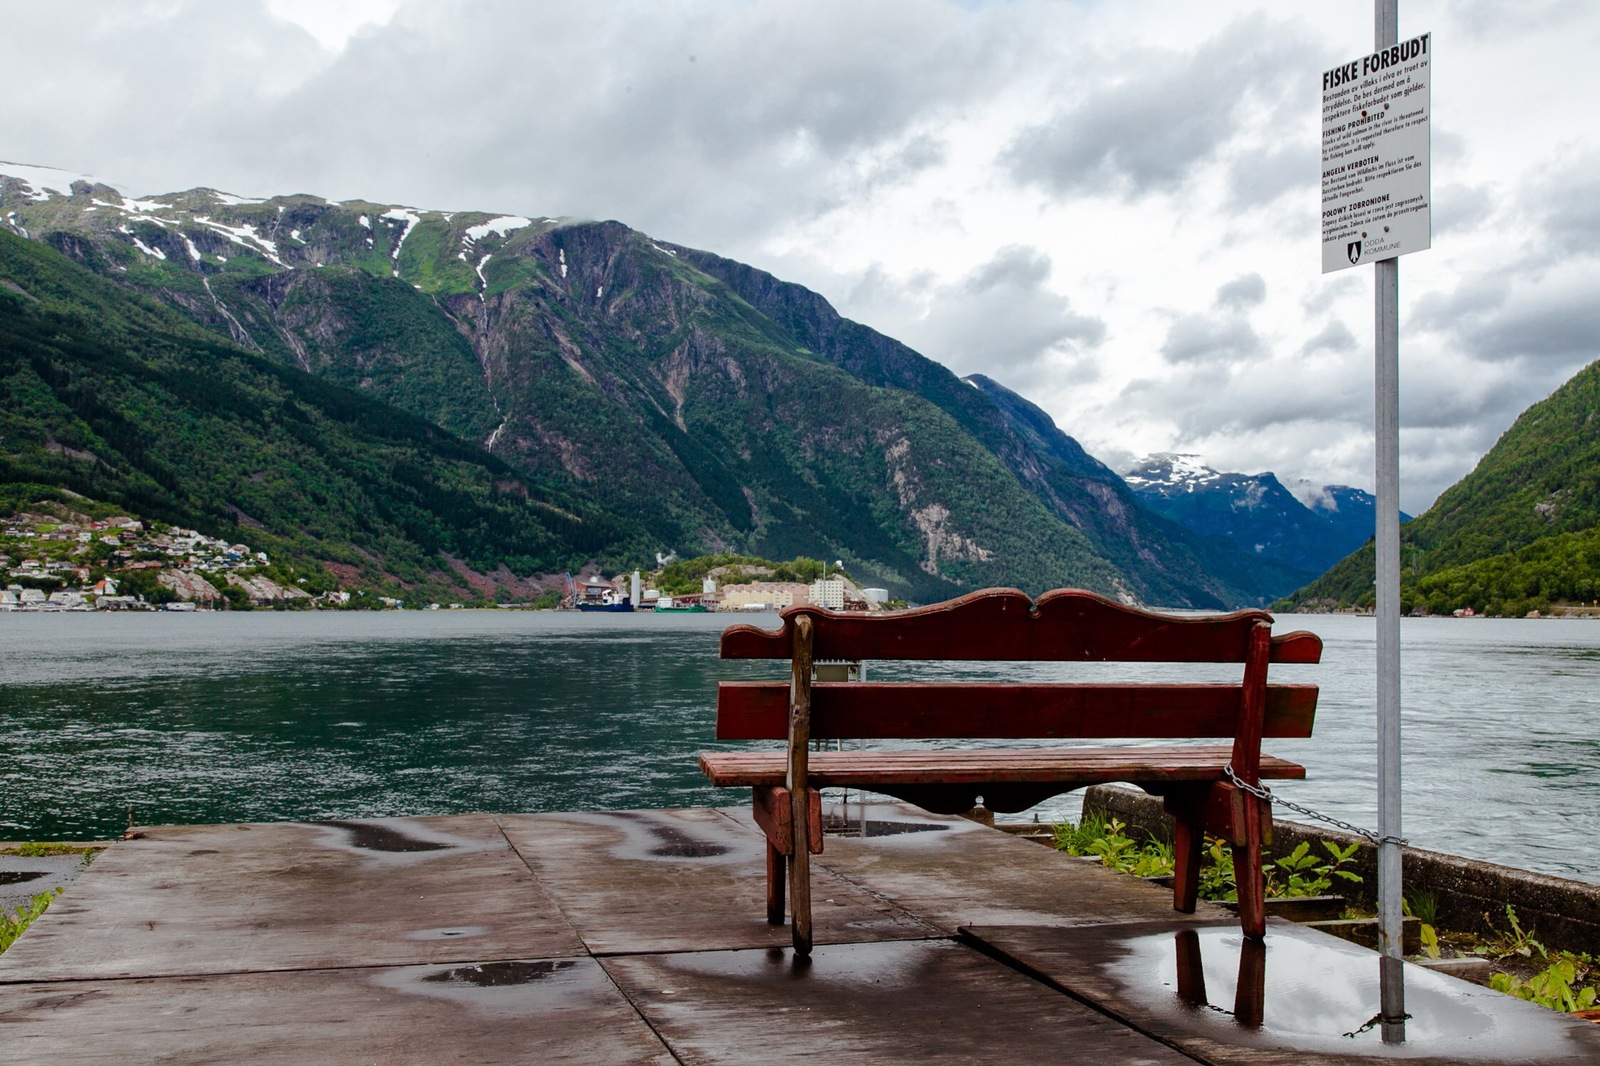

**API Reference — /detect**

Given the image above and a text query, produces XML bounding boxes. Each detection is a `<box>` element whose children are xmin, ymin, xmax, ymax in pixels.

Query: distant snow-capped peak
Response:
<box><xmin>1122</xmin><ymin>453</ymin><xmax>1222</xmax><ymax>493</ymax></box>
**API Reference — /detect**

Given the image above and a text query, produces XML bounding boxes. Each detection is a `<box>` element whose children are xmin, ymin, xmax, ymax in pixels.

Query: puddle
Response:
<box><xmin>317</xmin><ymin>820</ymin><xmax>454</xmax><ymax>853</ymax></box>
<box><xmin>377</xmin><ymin>956</ymin><xmax>613</xmax><ymax>1016</ymax></box>
<box><xmin>423</xmin><ymin>960</ymin><xmax>578</xmax><ymax>986</ymax></box>
<box><xmin>1083</xmin><ymin>922</ymin><xmax>1598</xmax><ymax>1060</ymax></box>
<box><xmin>0</xmin><ymin>871</ymin><xmax>47</xmax><ymax>886</ymax></box>
<box><xmin>823</xmin><ymin>819</ymin><xmax>949</xmax><ymax>837</ymax></box>
<box><xmin>601</xmin><ymin>811</ymin><xmax>734</xmax><ymax>859</ymax></box>
<box><xmin>406</xmin><ymin>924</ymin><xmax>491</xmax><ymax>941</ymax></box>
<box><xmin>645</xmin><ymin>823</ymin><xmax>730</xmax><ymax>858</ymax></box>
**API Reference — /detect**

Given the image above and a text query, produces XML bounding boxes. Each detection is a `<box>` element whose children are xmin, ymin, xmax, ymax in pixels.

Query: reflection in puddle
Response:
<box><xmin>821</xmin><ymin>801</ymin><xmax>952</xmax><ymax>838</ymax></box>
<box><xmin>604</xmin><ymin>811</ymin><xmax>735</xmax><ymax>859</ymax></box>
<box><xmin>645</xmin><ymin>823</ymin><xmax>731</xmax><ymax>858</ymax></box>
<box><xmin>822</xmin><ymin>819</ymin><xmax>949</xmax><ymax>838</ymax></box>
<box><xmin>406</xmin><ymin>924</ymin><xmax>491</xmax><ymax>941</ymax></box>
<box><xmin>317</xmin><ymin>820</ymin><xmax>454</xmax><ymax>853</ymax></box>
<box><xmin>424</xmin><ymin>960</ymin><xmax>578</xmax><ymax>986</ymax></box>
<box><xmin>1098</xmin><ymin>923</ymin><xmax>1593</xmax><ymax>1060</ymax></box>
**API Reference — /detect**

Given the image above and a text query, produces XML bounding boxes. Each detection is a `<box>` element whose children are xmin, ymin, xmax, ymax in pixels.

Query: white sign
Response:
<box><xmin>1321</xmin><ymin>33</ymin><xmax>1431</xmax><ymax>273</ymax></box>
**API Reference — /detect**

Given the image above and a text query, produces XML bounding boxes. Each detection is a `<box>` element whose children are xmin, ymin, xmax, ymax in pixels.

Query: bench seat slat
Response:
<box><xmin>715</xmin><ymin>681</ymin><xmax>1317</xmax><ymax>740</ymax></box>
<box><xmin>700</xmin><ymin>746</ymin><xmax>1306</xmax><ymax>788</ymax></box>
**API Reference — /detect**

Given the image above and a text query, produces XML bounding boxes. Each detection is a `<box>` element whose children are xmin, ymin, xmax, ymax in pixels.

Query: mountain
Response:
<box><xmin>1</xmin><ymin>162</ymin><xmax>1311</xmax><ymax>606</ymax></box>
<box><xmin>957</xmin><ymin>376</ymin><xmax>1313</xmax><ymax>605</ymax></box>
<box><xmin>656</xmin><ymin>247</ymin><xmax>1293</xmax><ymax>607</ymax></box>
<box><xmin>3</xmin><ymin>165</ymin><xmax>1133</xmax><ymax>602</ymax></box>
<box><xmin>1284</xmin><ymin>359</ymin><xmax>1600</xmax><ymax>615</ymax></box>
<box><xmin>0</xmin><ymin>226</ymin><xmax>650</xmax><ymax>602</ymax></box>
<box><xmin>1124</xmin><ymin>453</ymin><xmax>1399</xmax><ymax>586</ymax></box>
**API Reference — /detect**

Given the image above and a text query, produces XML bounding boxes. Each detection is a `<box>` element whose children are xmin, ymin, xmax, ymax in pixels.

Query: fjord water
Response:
<box><xmin>3</xmin><ymin>611</ymin><xmax>1597</xmax><ymax>883</ymax></box>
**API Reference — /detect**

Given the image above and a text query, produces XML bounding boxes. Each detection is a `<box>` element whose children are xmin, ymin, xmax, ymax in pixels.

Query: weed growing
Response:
<box><xmin>1480</xmin><ymin>906</ymin><xmax>1599</xmax><ymax>1014</ymax></box>
<box><xmin>1</xmin><ymin>888</ymin><xmax>62</xmax><ymax>955</ymax></box>
<box><xmin>1051</xmin><ymin>816</ymin><xmax>1361</xmax><ymax>901</ymax></box>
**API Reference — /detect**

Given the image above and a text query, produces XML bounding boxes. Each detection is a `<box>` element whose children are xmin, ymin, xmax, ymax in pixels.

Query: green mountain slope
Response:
<box><xmin>0</xmin><ymin>227</ymin><xmax>649</xmax><ymax>599</ymax></box>
<box><xmin>669</xmin><ymin>248</ymin><xmax>1296</xmax><ymax>607</ymax></box>
<box><xmin>2</xmin><ymin>168</ymin><xmax>1299</xmax><ymax>604</ymax></box>
<box><xmin>1284</xmin><ymin>359</ymin><xmax>1600</xmax><ymax>614</ymax></box>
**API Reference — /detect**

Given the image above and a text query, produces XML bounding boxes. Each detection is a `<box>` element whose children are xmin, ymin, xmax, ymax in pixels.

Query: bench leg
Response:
<box><xmin>1163</xmin><ymin>787</ymin><xmax>1206</xmax><ymax>914</ymax></box>
<box><xmin>1172</xmin><ymin>816</ymin><xmax>1205</xmax><ymax>914</ymax></box>
<box><xmin>1233</xmin><ymin>797</ymin><xmax>1267</xmax><ymax>939</ymax></box>
<box><xmin>766</xmin><ymin>838</ymin><xmax>786</xmax><ymax>925</ymax></box>
<box><xmin>788</xmin><ymin>797</ymin><xmax>813</xmax><ymax>957</ymax></box>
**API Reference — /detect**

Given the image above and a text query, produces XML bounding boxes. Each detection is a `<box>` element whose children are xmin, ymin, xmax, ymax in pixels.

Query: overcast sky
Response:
<box><xmin>5</xmin><ymin>0</ymin><xmax>1598</xmax><ymax>513</ymax></box>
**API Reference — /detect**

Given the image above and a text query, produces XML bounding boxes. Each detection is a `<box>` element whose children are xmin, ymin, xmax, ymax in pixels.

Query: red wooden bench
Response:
<box><xmin>699</xmin><ymin>587</ymin><xmax>1322</xmax><ymax>957</ymax></box>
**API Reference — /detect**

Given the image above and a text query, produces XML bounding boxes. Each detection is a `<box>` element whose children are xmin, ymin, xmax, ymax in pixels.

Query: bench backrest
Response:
<box><xmin>716</xmin><ymin>588</ymin><xmax>1321</xmax><ymax>775</ymax></box>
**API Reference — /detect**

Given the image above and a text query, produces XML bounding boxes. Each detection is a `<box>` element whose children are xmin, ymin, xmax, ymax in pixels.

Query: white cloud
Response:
<box><xmin>4</xmin><ymin>0</ymin><xmax>1599</xmax><ymax>515</ymax></box>
<box><xmin>1215</xmin><ymin>274</ymin><xmax>1267</xmax><ymax>311</ymax></box>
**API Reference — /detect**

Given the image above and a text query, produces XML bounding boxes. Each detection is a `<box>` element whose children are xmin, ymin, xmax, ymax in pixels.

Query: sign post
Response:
<box><xmin>1321</xmin><ymin>1</ymin><xmax>1429</xmax><ymax>1041</ymax></box>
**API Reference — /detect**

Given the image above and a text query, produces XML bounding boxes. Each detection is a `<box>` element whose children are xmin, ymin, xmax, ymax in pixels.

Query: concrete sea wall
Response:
<box><xmin>1081</xmin><ymin>785</ymin><xmax>1600</xmax><ymax>955</ymax></box>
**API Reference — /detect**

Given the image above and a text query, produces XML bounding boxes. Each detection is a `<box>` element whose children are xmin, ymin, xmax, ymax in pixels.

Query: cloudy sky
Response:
<box><xmin>5</xmin><ymin>0</ymin><xmax>1598</xmax><ymax>513</ymax></box>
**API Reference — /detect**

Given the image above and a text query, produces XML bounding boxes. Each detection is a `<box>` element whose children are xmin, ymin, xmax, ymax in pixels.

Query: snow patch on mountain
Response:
<box><xmin>0</xmin><ymin>161</ymin><xmax>125</xmax><ymax>201</ymax></box>
<box><xmin>1122</xmin><ymin>453</ymin><xmax>1221</xmax><ymax>492</ymax></box>
<box><xmin>92</xmin><ymin>196</ymin><xmax>174</xmax><ymax>216</ymax></box>
<box><xmin>193</xmin><ymin>216</ymin><xmax>284</xmax><ymax>265</ymax></box>
<box><xmin>380</xmin><ymin>208</ymin><xmax>423</xmax><ymax>274</ymax></box>
<box><xmin>129</xmin><ymin>235</ymin><xmax>166</xmax><ymax>260</ymax></box>
<box><xmin>465</xmin><ymin>216</ymin><xmax>531</xmax><ymax>242</ymax></box>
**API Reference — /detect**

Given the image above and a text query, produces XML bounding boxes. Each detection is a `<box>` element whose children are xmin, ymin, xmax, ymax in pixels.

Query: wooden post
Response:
<box><xmin>1231</xmin><ymin>622</ymin><xmax>1272</xmax><ymax>939</ymax></box>
<box><xmin>787</xmin><ymin>614</ymin><xmax>815</xmax><ymax>957</ymax></box>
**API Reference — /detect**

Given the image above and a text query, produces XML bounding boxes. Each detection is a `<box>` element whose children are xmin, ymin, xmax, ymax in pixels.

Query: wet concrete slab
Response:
<box><xmin>767</xmin><ymin>801</ymin><xmax>1226</xmax><ymax>932</ymax></box>
<box><xmin>603</xmin><ymin>938</ymin><xmax>1194</xmax><ymax>1064</ymax></box>
<box><xmin>0</xmin><ymin>815</ymin><xmax>583</xmax><ymax>981</ymax></box>
<box><xmin>497</xmin><ymin>807</ymin><xmax>937</xmax><ymax>954</ymax></box>
<box><xmin>964</xmin><ymin>919</ymin><xmax>1600</xmax><ymax>1064</ymax></box>
<box><xmin>5</xmin><ymin>804</ymin><xmax>1598</xmax><ymax>1064</ymax></box>
<box><xmin>2</xmin><ymin>957</ymin><xmax>674</xmax><ymax>1064</ymax></box>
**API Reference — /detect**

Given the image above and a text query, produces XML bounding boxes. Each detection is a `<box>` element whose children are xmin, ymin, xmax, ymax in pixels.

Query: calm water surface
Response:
<box><xmin>3</xmin><ymin>611</ymin><xmax>1597</xmax><ymax>883</ymax></box>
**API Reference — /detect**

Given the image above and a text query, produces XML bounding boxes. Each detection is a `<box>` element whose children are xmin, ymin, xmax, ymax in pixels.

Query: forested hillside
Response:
<box><xmin>0</xmin><ymin>169</ymin><xmax>1203</xmax><ymax>603</ymax></box>
<box><xmin>0</xmin><ymin>228</ymin><xmax>649</xmax><ymax>601</ymax></box>
<box><xmin>1283</xmin><ymin>359</ymin><xmax>1600</xmax><ymax>615</ymax></box>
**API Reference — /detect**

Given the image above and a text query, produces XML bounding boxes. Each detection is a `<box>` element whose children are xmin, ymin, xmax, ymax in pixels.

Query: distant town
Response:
<box><xmin>564</xmin><ymin>570</ymin><xmax>888</xmax><ymax>614</ymax></box>
<box><xmin>1</xmin><ymin>509</ymin><xmax>325</xmax><ymax>612</ymax></box>
<box><xmin>1</xmin><ymin>507</ymin><xmax>892</xmax><ymax>613</ymax></box>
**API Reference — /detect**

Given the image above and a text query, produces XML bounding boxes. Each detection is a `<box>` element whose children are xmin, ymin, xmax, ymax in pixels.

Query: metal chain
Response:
<box><xmin>1224</xmin><ymin>764</ymin><xmax>1409</xmax><ymax>848</ymax></box>
<box><xmin>1342</xmin><ymin>1010</ymin><xmax>1411</xmax><ymax>1039</ymax></box>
